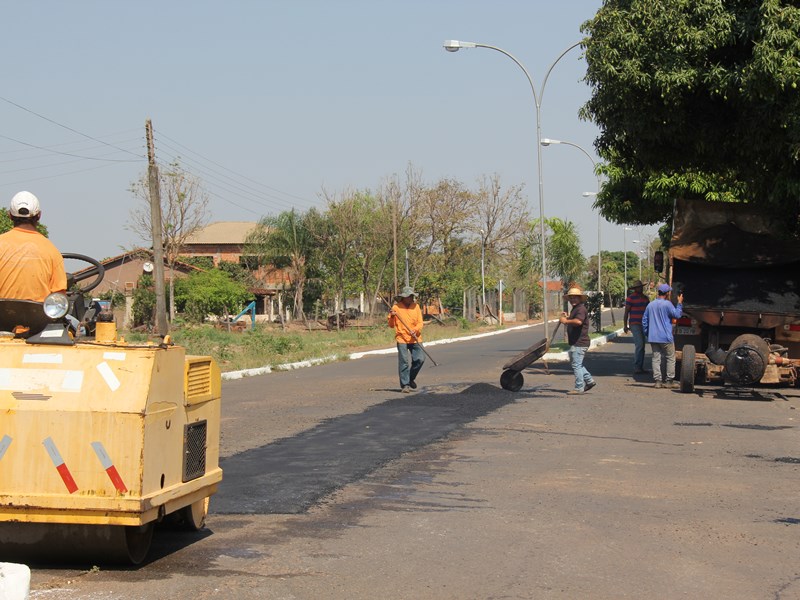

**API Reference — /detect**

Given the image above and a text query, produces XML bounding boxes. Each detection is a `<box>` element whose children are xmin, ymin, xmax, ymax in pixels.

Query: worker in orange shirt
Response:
<box><xmin>0</xmin><ymin>191</ymin><xmax>67</xmax><ymax>302</ymax></box>
<box><xmin>388</xmin><ymin>286</ymin><xmax>425</xmax><ymax>393</ymax></box>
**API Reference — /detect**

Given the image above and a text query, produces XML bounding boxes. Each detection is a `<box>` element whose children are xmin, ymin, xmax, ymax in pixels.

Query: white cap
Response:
<box><xmin>9</xmin><ymin>191</ymin><xmax>41</xmax><ymax>217</ymax></box>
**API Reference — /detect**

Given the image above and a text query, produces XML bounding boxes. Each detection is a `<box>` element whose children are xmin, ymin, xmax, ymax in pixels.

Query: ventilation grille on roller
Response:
<box><xmin>183</xmin><ymin>420</ymin><xmax>207</xmax><ymax>482</ymax></box>
<box><xmin>185</xmin><ymin>359</ymin><xmax>213</xmax><ymax>404</ymax></box>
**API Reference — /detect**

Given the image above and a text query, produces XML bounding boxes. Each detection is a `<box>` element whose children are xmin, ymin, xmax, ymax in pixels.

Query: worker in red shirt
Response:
<box><xmin>624</xmin><ymin>279</ymin><xmax>650</xmax><ymax>374</ymax></box>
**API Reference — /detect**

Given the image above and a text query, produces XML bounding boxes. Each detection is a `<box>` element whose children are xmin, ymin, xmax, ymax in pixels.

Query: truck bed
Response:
<box><xmin>673</xmin><ymin>259</ymin><xmax>800</xmax><ymax>315</ymax></box>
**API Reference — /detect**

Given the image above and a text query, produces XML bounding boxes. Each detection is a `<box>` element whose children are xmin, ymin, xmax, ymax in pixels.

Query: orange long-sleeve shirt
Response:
<box><xmin>387</xmin><ymin>301</ymin><xmax>424</xmax><ymax>344</ymax></box>
<box><xmin>0</xmin><ymin>227</ymin><xmax>67</xmax><ymax>302</ymax></box>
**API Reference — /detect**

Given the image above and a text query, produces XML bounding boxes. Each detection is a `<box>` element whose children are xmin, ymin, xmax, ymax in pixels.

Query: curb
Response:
<box><xmin>221</xmin><ymin>318</ymin><xmax>623</xmax><ymax>380</ymax></box>
<box><xmin>0</xmin><ymin>562</ymin><xmax>30</xmax><ymax>600</ymax></box>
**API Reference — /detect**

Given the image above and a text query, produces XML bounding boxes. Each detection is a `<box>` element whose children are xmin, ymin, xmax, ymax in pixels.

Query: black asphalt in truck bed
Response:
<box><xmin>211</xmin><ymin>384</ymin><xmax>518</xmax><ymax>514</ymax></box>
<box><xmin>673</xmin><ymin>260</ymin><xmax>800</xmax><ymax>313</ymax></box>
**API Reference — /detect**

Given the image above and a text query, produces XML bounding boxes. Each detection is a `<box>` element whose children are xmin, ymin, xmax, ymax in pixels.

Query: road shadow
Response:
<box><xmin>212</xmin><ymin>383</ymin><xmax>524</xmax><ymax>515</ymax></box>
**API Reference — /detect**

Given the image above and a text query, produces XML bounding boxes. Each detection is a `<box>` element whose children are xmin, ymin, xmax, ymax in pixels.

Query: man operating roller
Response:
<box><xmin>0</xmin><ymin>191</ymin><xmax>67</xmax><ymax>302</ymax></box>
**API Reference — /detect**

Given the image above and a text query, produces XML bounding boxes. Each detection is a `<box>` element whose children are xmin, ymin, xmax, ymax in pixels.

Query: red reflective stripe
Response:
<box><xmin>56</xmin><ymin>462</ymin><xmax>78</xmax><ymax>494</ymax></box>
<box><xmin>676</xmin><ymin>317</ymin><xmax>692</xmax><ymax>326</ymax></box>
<box><xmin>789</xmin><ymin>324</ymin><xmax>800</xmax><ymax>332</ymax></box>
<box><xmin>105</xmin><ymin>465</ymin><xmax>128</xmax><ymax>493</ymax></box>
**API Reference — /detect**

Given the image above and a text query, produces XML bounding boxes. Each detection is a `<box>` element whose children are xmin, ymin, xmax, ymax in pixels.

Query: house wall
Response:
<box><xmin>180</xmin><ymin>243</ymin><xmax>243</xmax><ymax>266</ymax></box>
<box><xmin>91</xmin><ymin>257</ymin><xmax>186</xmax><ymax>296</ymax></box>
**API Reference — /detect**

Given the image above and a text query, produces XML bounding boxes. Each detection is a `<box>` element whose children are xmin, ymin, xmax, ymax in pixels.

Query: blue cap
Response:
<box><xmin>657</xmin><ymin>283</ymin><xmax>672</xmax><ymax>294</ymax></box>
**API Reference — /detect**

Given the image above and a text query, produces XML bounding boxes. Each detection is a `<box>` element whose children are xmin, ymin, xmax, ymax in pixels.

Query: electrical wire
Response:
<box><xmin>0</xmin><ymin>96</ymin><xmax>144</xmax><ymax>159</ymax></box>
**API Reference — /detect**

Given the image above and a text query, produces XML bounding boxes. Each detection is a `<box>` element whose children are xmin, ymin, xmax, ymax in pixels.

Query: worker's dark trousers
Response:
<box><xmin>397</xmin><ymin>342</ymin><xmax>425</xmax><ymax>387</ymax></box>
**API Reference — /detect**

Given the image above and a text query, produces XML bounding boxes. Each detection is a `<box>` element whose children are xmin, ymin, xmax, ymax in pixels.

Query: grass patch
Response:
<box><xmin>126</xmin><ymin>318</ymin><xmax>497</xmax><ymax>372</ymax></box>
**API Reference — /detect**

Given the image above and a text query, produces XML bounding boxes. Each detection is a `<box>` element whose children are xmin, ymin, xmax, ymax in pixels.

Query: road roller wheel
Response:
<box><xmin>0</xmin><ymin>522</ymin><xmax>154</xmax><ymax>565</ymax></box>
<box><xmin>164</xmin><ymin>497</ymin><xmax>209</xmax><ymax>531</ymax></box>
<box><xmin>120</xmin><ymin>522</ymin><xmax>156</xmax><ymax>565</ymax></box>
<box><xmin>680</xmin><ymin>344</ymin><xmax>696</xmax><ymax>393</ymax></box>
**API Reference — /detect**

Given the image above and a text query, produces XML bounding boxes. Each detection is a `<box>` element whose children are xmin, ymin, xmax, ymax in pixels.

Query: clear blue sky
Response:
<box><xmin>1</xmin><ymin>0</ymin><xmax>658</xmax><ymax>266</ymax></box>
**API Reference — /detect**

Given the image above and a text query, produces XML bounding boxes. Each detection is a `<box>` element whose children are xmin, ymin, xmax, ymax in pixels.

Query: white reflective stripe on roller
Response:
<box><xmin>23</xmin><ymin>353</ymin><xmax>63</xmax><ymax>364</ymax></box>
<box><xmin>0</xmin><ymin>368</ymin><xmax>83</xmax><ymax>392</ymax></box>
<box><xmin>0</xmin><ymin>435</ymin><xmax>11</xmax><ymax>461</ymax></box>
<box><xmin>96</xmin><ymin>361</ymin><xmax>120</xmax><ymax>391</ymax></box>
<box><xmin>103</xmin><ymin>352</ymin><xmax>126</xmax><ymax>361</ymax></box>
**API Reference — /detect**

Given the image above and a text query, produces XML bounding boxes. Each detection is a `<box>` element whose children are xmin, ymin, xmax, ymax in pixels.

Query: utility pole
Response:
<box><xmin>145</xmin><ymin>119</ymin><xmax>168</xmax><ymax>336</ymax></box>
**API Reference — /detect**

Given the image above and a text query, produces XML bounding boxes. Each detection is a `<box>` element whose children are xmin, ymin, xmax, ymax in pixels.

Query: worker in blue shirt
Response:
<box><xmin>641</xmin><ymin>283</ymin><xmax>684</xmax><ymax>388</ymax></box>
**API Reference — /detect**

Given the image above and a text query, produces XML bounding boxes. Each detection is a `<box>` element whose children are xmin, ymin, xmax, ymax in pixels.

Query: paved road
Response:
<box><xmin>28</xmin><ymin>315</ymin><xmax>800</xmax><ymax>599</ymax></box>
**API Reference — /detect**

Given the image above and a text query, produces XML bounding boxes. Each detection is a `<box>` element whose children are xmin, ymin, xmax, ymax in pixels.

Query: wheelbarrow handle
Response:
<box><xmin>547</xmin><ymin>320</ymin><xmax>562</xmax><ymax>349</ymax></box>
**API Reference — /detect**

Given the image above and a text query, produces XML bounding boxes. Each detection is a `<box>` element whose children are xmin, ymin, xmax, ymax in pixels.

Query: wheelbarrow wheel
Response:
<box><xmin>500</xmin><ymin>369</ymin><xmax>523</xmax><ymax>392</ymax></box>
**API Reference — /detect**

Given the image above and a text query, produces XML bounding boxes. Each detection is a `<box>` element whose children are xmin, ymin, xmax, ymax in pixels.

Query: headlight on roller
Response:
<box><xmin>43</xmin><ymin>292</ymin><xmax>69</xmax><ymax>319</ymax></box>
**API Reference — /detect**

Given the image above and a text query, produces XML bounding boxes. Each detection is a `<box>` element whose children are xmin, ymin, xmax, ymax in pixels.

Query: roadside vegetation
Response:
<box><xmin>124</xmin><ymin>316</ymin><xmax>487</xmax><ymax>373</ymax></box>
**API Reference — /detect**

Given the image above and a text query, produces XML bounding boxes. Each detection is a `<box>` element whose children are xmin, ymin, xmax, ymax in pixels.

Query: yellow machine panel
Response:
<box><xmin>0</xmin><ymin>334</ymin><xmax>222</xmax><ymax>563</ymax></box>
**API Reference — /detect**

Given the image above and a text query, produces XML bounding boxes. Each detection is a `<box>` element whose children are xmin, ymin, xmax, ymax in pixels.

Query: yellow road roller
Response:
<box><xmin>0</xmin><ymin>255</ymin><xmax>222</xmax><ymax>564</ymax></box>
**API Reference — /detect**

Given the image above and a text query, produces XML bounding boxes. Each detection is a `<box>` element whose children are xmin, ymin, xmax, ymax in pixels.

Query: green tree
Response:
<box><xmin>1</xmin><ymin>210</ymin><xmax>50</xmax><ymax>237</ymax></box>
<box><xmin>131</xmin><ymin>274</ymin><xmax>156</xmax><ymax>328</ymax></box>
<box><xmin>245</xmin><ymin>208</ymin><xmax>316</xmax><ymax>320</ymax></box>
<box><xmin>582</xmin><ymin>1</ymin><xmax>800</xmax><ymax>231</ymax></box>
<box><xmin>129</xmin><ymin>160</ymin><xmax>210</xmax><ymax>321</ymax></box>
<box><xmin>173</xmin><ymin>269</ymin><xmax>252</xmax><ymax>323</ymax></box>
<box><xmin>546</xmin><ymin>217</ymin><xmax>585</xmax><ymax>292</ymax></box>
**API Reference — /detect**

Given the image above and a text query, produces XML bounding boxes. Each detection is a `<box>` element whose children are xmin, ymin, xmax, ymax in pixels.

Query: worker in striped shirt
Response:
<box><xmin>624</xmin><ymin>280</ymin><xmax>650</xmax><ymax>374</ymax></box>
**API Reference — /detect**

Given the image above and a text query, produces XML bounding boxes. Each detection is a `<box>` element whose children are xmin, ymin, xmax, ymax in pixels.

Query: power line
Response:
<box><xmin>0</xmin><ymin>96</ymin><xmax>144</xmax><ymax>159</ymax></box>
<box><xmin>0</xmin><ymin>132</ymin><xmax>141</xmax><ymax>162</ymax></box>
<box><xmin>155</xmin><ymin>129</ymin><xmax>314</xmax><ymax>204</ymax></box>
<box><xmin>0</xmin><ymin>161</ymin><xmax>129</xmax><ymax>187</ymax></box>
<box><xmin>154</xmin><ymin>142</ymin><xmax>299</xmax><ymax>214</ymax></box>
<box><xmin>0</xmin><ymin>133</ymin><xmax>142</xmax><ymax>161</ymax></box>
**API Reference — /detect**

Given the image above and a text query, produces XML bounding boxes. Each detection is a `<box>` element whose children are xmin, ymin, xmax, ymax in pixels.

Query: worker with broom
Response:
<box><xmin>388</xmin><ymin>286</ymin><xmax>425</xmax><ymax>393</ymax></box>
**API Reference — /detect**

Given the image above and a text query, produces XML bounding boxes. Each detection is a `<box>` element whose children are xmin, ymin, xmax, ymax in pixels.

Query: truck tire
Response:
<box><xmin>680</xmin><ymin>344</ymin><xmax>696</xmax><ymax>393</ymax></box>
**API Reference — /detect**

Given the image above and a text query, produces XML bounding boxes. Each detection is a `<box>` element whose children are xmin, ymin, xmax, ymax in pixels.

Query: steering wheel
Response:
<box><xmin>62</xmin><ymin>253</ymin><xmax>105</xmax><ymax>294</ymax></box>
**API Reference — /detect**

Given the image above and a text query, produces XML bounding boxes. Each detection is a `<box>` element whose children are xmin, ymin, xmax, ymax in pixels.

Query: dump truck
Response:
<box><xmin>0</xmin><ymin>254</ymin><xmax>222</xmax><ymax>564</ymax></box>
<box><xmin>666</xmin><ymin>199</ymin><xmax>800</xmax><ymax>393</ymax></box>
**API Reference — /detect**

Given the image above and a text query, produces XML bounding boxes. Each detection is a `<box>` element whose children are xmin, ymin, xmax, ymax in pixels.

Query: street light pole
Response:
<box><xmin>540</xmin><ymin>137</ymin><xmax>603</xmax><ymax>322</ymax></box>
<box><xmin>480</xmin><ymin>229</ymin><xmax>486</xmax><ymax>318</ymax></box>
<box><xmin>624</xmin><ymin>226</ymin><xmax>634</xmax><ymax>294</ymax></box>
<box><xmin>632</xmin><ymin>240</ymin><xmax>642</xmax><ymax>281</ymax></box>
<box><xmin>444</xmin><ymin>39</ymin><xmax>581</xmax><ymax>340</ymax></box>
<box><xmin>639</xmin><ymin>249</ymin><xmax>644</xmax><ymax>280</ymax></box>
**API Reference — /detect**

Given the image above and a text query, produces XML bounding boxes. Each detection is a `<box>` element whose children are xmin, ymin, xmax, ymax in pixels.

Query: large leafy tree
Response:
<box><xmin>546</xmin><ymin>218</ymin><xmax>586</xmax><ymax>291</ymax></box>
<box><xmin>582</xmin><ymin>0</ymin><xmax>800</xmax><ymax>230</ymax></box>
<box><xmin>173</xmin><ymin>269</ymin><xmax>252</xmax><ymax>323</ymax></box>
<box><xmin>245</xmin><ymin>208</ymin><xmax>317</xmax><ymax>320</ymax></box>
<box><xmin>129</xmin><ymin>161</ymin><xmax>210</xmax><ymax>320</ymax></box>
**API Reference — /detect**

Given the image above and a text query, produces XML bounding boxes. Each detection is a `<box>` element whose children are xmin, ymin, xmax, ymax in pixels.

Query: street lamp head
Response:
<box><xmin>540</xmin><ymin>138</ymin><xmax>561</xmax><ymax>146</ymax></box>
<box><xmin>443</xmin><ymin>40</ymin><xmax>477</xmax><ymax>52</ymax></box>
<box><xmin>582</xmin><ymin>191</ymin><xmax>597</xmax><ymax>197</ymax></box>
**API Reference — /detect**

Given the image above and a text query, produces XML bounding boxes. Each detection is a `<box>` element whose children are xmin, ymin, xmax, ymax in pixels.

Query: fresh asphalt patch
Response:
<box><xmin>211</xmin><ymin>383</ymin><xmax>520</xmax><ymax>515</ymax></box>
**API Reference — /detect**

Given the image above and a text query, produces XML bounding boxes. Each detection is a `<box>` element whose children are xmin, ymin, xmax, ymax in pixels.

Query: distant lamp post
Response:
<box><xmin>540</xmin><ymin>137</ymin><xmax>603</xmax><ymax>318</ymax></box>
<box><xmin>480</xmin><ymin>229</ymin><xmax>486</xmax><ymax>318</ymax></box>
<box><xmin>638</xmin><ymin>248</ymin><xmax>645</xmax><ymax>281</ymax></box>
<box><xmin>444</xmin><ymin>39</ymin><xmax>581</xmax><ymax>339</ymax></box>
<box><xmin>624</xmin><ymin>227</ymin><xmax>634</xmax><ymax>293</ymax></box>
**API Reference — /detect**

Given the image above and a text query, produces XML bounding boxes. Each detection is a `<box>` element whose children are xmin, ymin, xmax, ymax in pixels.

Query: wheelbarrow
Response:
<box><xmin>500</xmin><ymin>322</ymin><xmax>561</xmax><ymax>391</ymax></box>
